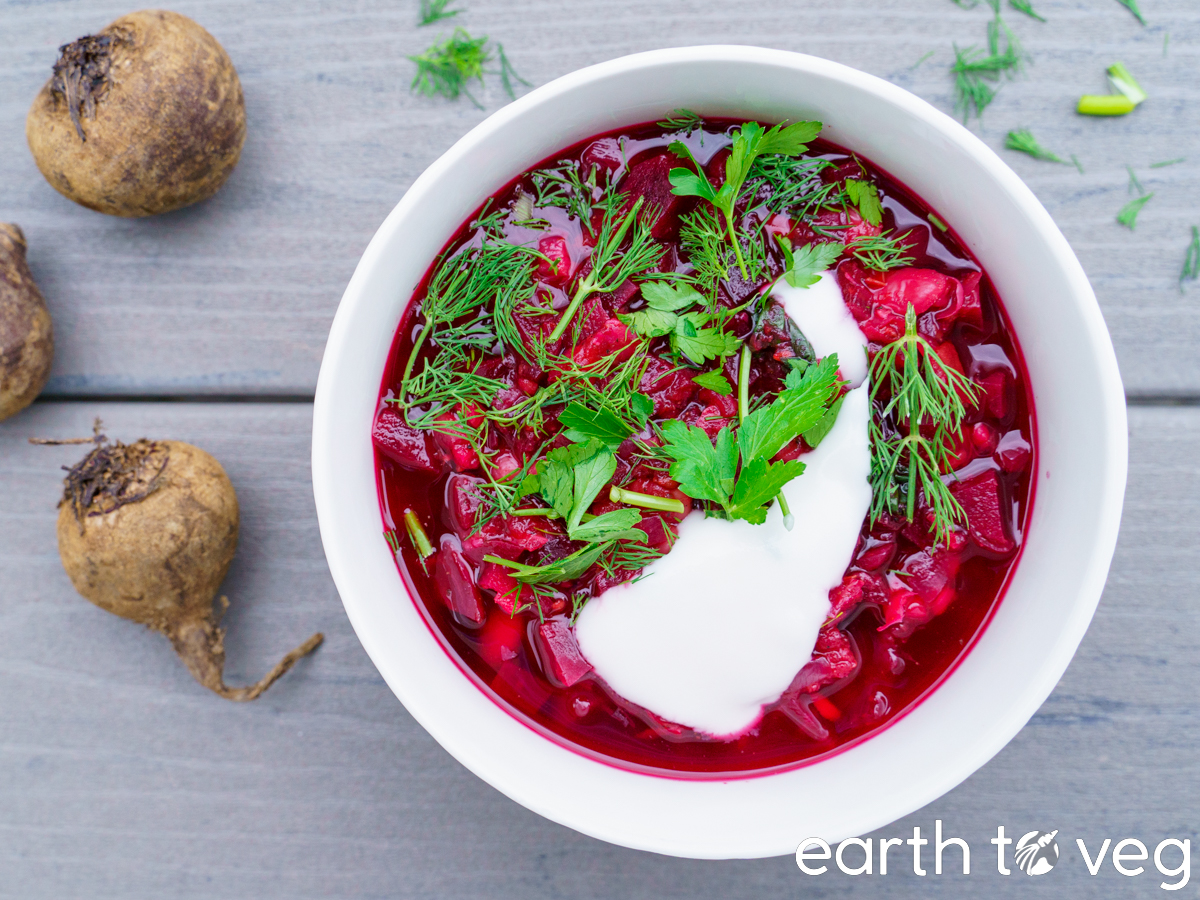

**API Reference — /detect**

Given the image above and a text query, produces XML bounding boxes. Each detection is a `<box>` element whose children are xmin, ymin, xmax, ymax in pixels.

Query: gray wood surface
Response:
<box><xmin>0</xmin><ymin>0</ymin><xmax>1197</xmax><ymax>895</ymax></box>
<box><xmin>0</xmin><ymin>0</ymin><xmax>1197</xmax><ymax>397</ymax></box>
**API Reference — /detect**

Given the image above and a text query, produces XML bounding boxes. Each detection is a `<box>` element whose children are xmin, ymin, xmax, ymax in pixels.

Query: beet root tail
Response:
<box><xmin>167</xmin><ymin>597</ymin><xmax>324</xmax><ymax>702</ymax></box>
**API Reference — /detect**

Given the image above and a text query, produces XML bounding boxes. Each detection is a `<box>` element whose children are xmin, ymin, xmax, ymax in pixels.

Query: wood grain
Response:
<box><xmin>0</xmin><ymin>0</ymin><xmax>1196</xmax><ymax>397</ymax></box>
<box><xmin>0</xmin><ymin>402</ymin><xmax>1193</xmax><ymax>897</ymax></box>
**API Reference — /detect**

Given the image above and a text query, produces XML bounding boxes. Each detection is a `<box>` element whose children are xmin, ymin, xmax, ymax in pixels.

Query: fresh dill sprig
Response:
<box><xmin>869</xmin><ymin>305</ymin><xmax>980</xmax><ymax>544</ymax></box>
<box><xmin>1180</xmin><ymin>226</ymin><xmax>1200</xmax><ymax>292</ymax></box>
<box><xmin>409</xmin><ymin>29</ymin><xmax>490</xmax><ymax>107</ymax></box>
<box><xmin>746</xmin><ymin>155</ymin><xmax>839</xmax><ymax>219</ymax></box>
<box><xmin>1115</xmin><ymin>0</ymin><xmax>1146</xmax><ymax>26</ymax></box>
<box><xmin>1126</xmin><ymin>164</ymin><xmax>1144</xmax><ymax>195</ymax></box>
<box><xmin>1009</xmin><ymin>0</ymin><xmax>1045</xmax><ymax>22</ymax></box>
<box><xmin>1117</xmin><ymin>193</ymin><xmax>1153</xmax><ymax>230</ymax></box>
<box><xmin>495</xmin><ymin>44</ymin><xmax>529</xmax><ymax>101</ymax></box>
<box><xmin>848</xmin><ymin>233</ymin><xmax>916</xmax><ymax>271</ymax></box>
<box><xmin>951</xmin><ymin>9</ymin><xmax>1023</xmax><ymax>121</ymax></box>
<box><xmin>419</xmin><ymin>0</ymin><xmax>459</xmax><ymax>26</ymax></box>
<box><xmin>657</xmin><ymin>109</ymin><xmax>704</xmax><ymax>134</ymax></box>
<box><xmin>1004</xmin><ymin>129</ymin><xmax>1064</xmax><ymax>163</ymax></box>
<box><xmin>547</xmin><ymin>190</ymin><xmax>662</xmax><ymax>342</ymax></box>
<box><xmin>1150</xmin><ymin>158</ymin><xmax>1186</xmax><ymax>169</ymax></box>
<box><xmin>529</xmin><ymin>161</ymin><xmax>606</xmax><ymax>234</ymax></box>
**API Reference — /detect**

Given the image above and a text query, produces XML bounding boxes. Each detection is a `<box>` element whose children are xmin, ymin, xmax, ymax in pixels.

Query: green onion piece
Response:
<box><xmin>777</xmin><ymin>492</ymin><xmax>795</xmax><ymax>531</ymax></box>
<box><xmin>510</xmin><ymin>508</ymin><xmax>556</xmax><ymax>517</ymax></box>
<box><xmin>403</xmin><ymin>509</ymin><xmax>435</xmax><ymax>559</ymax></box>
<box><xmin>928</xmin><ymin>213</ymin><xmax>949</xmax><ymax>232</ymax></box>
<box><xmin>1077</xmin><ymin>94</ymin><xmax>1137</xmax><ymax>116</ymax></box>
<box><xmin>1107</xmin><ymin>62</ymin><xmax>1147</xmax><ymax>104</ymax></box>
<box><xmin>608</xmin><ymin>485</ymin><xmax>685</xmax><ymax>515</ymax></box>
<box><xmin>737</xmin><ymin>344</ymin><xmax>752</xmax><ymax>425</ymax></box>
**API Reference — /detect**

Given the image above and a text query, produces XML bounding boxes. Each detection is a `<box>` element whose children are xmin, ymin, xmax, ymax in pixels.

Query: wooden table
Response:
<box><xmin>1</xmin><ymin>1</ymin><xmax>1197</xmax><ymax>895</ymax></box>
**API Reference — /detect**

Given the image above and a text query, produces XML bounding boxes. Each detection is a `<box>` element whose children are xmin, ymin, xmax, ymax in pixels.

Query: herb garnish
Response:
<box><xmin>530</xmin><ymin>161</ymin><xmax>606</xmax><ymax>234</ymax></box>
<box><xmin>657</xmin><ymin>109</ymin><xmax>704</xmax><ymax>134</ymax></box>
<box><xmin>1008</xmin><ymin>0</ymin><xmax>1045</xmax><ymax>22</ymax></box>
<box><xmin>868</xmin><ymin>305</ymin><xmax>980</xmax><ymax>544</ymax></box>
<box><xmin>419</xmin><ymin>0</ymin><xmax>460</xmax><ymax>25</ymax></box>
<box><xmin>950</xmin><ymin>1</ymin><xmax>1023</xmax><ymax>121</ymax></box>
<box><xmin>618</xmin><ymin>279</ymin><xmax>741</xmax><ymax>365</ymax></box>
<box><xmin>409</xmin><ymin>29</ymin><xmax>490</xmax><ymax>106</ymax></box>
<box><xmin>1115</xmin><ymin>0</ymin><xmax>1146</xmax><ymax>25</ymax></box>
<box><xmin>1181</xmin><ymin>226</ymin><xmax>1200</xmax><ymax>292</ymax></box>
<box><xmin>1117</xmin><ymin>166</ymin><xmax>1153</xmax><ymax>230</ymax></box>
<box><xmin>848</xmin><ymin>233</ymin><xmax>916</xmax><ymax>272</ymax></box>
<box><xmin>777</xmin><ymin>237</ymin><xmax>843</xmax><ymax>288</ymax></box>
<box><xmin>659</xmin><ymin>356</ymin><xmax>841</xmax><ymax>524</ymax></box>
<box><xmin>1004</xmin><ymin>129</ymin><xmax>1065</xmax><ymax>163</ymax></box>
<box><xmin>844</xmin><ymin>179</ymin><xmax>884</xmax><ymax>226</ymax></box>
<box><xmin>667</xmin><ymin>120</ymin><xmax>822</xmax><ymax>279</ymax></box>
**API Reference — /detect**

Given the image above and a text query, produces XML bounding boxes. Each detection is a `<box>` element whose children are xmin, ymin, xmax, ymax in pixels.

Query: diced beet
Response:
<box><xmin>895</xmin><ymin>548</ymin><xmax>959</xmax><ymax>604</ymax></box>
<box><xmin>680</xmin><ymin>402</ymin><xmax>735</xmax><ymax>441</ymax></box>
<box><xmin>573</xmin><ymin>296</ymin><xmax>609</xmax><ymax>344</ymax></box>
<box><xmin>478</xmin><ymin>562</ymin><xmax>520</xmax><ymax>614</ymax></box>
<box><xmin>944</xmin><ymin>424</ymin><xmax>976</xmax><ymax>471</ymax></box>
<box><xmin>534</xmin><ymin>618</ymin><xmax>593</xmax><ymax>687</ymax></box>
<box><xmin>971</xmin><ymin>422</ymin><xmax>1000</xmax><ymax>455</ymax></box>
<box><xmin>433</xmin><ymin>537</ymin><xmax>485</xmax><ymax>626</ymax></box>
<box><xmin>462</xmin><ymin>513</ymin><xmax>555</xmax><ymax>565</ymax></box>
<box><xmin>620</xmin><ymin>153</ymin><xmax>684</xmax><ymax>239</ymax></box>
<box><xmin>476</xmin><ymin>610</ymin><xmax>524</xmax><ymax>669</ymax></box>
<box><xmin>372</xmin><ymin>406</ymin><xmax>438</xmax><ymax>473</ymax></box>
<box><xmin>879</xmin><ymin>583</ymin><xmax>929</xmax><ymax>632</ymax></box>
<box><xmin>640</xmin><ymin>356</ymin><xmax>696</xmax><ymax>418</ymax></box>
<box><xmin>789</xmin><ymin>625</ymin><xmax>859</xmax><ymax>694</ymax></box>
<box><xmin>882</xmin><ymin>267</ymin><xmax>957</xmax><ymax>317</ymax></box>
<box><xmin>491</xmin><ymin>452</ymin><xmax>520</xmax><ymax>482</ymax></box>
<box><xmin>977</xmin><ymin>369</ymin><xmax>1015</xmax><ymax>421</ymax></box>
<box><xmin>949</xmin><ymin>469</ymin><xmax>1016</xmax><ymax>555</ymax></box>
<box><xmin>432</xmin><ymin>404</ymin><xmax>484</xmax><ymax>471</ymax></box>
<box><xmin>595</xmin><ymin>278</ymin><xmax>641</xmax><ymax>316</ymax></box>
<box><xmin>995</xmin><ymin>430</ymin><xmax>1032</xmax><ymax>473</ymax></box>
<box><xmin>957</xmin><ymin>271</ymin><xmax>984</xmax><ymax>330</ymax></box>
<box><xmin>581</xmin><ymin>137</ymin><xmax>623</xmax><ymax>173</ymax></box>
<box><xmin>827</xmin><ymin>574</ymin><xmax>865</xmax><ymax>621</ymax></box>
<box><xmin>854</xmin><ymin>533</ymin><xmax>897</xmax><ymax>572</ymax></box>
<box><xmin>536</xmin><ymin>235</ymin><xmax>572</xmax><ymax>286</ymax></box>
<box><xmin>697</xmin><ymin>388</ymin><xmax>738</xmax><ymax>417</ymax></box>
<box><xmin>572</xmin><ymin>318</ymin><xmax>638</xmax><ymax>366</ymax></box>
<box><xmin>444</xmin><ymin>474</ymin><xmax>485</xmax><ymax>537</ymax></box>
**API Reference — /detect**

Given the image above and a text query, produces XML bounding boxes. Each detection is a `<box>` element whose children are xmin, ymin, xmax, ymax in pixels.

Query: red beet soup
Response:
<box><xmin>372</xmin><ymin>115</ymin><xmax>1035</xmax><ymax>777</ymax></box>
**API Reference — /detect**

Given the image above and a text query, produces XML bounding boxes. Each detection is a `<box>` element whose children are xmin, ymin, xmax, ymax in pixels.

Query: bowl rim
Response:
<box><xmin>313</xmin><ymin>44</ymin><xmax>1127</xmax><ymax>859</ymax></box>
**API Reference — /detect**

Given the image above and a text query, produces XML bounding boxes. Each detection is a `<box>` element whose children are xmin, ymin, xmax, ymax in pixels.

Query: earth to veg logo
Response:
<box><xmin>1014</xmin><ymin>830</ymin><xmax>1059</xmax><ymax>875</ymax></box>
<box><xmin>796</xmin><ymin>821</ymin><xmax>1192</xmax><ymax>890</ymax></box>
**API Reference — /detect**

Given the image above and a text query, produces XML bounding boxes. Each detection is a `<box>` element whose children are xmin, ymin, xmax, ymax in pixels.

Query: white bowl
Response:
<box><xmin>313</xmin><ymin>46</ymin><xmax>1127</xmax><ymax>859</ymax></box>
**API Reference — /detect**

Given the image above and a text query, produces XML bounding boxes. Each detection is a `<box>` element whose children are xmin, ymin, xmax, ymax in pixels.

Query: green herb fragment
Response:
<box><xmin>928</xmin><ymin>213</ymin><xmax>949</xmax><ymax>232</ymax></box>
<box><xmin>1004</xmin><ymin>129</ymin><xmax>1064</xmax><ymax>163</ymax></box>
<box><xmin>801</xmin><ymin>394</ymin><xmax>845</xmax><ymax>448</ymax></box>
<box><xmin>1008</xmin><ymin>0</ymin><xmax>1045</xmax><ymax>21</ymax></box>
<box><xmin>657</xmin><ymin>109</ymin><xmax>704</xmax><ymax>133</ymax></box>
<box><xmin>668</xmin><ymin>119</ymin><xmax>822</xmax><ymax>278</ymax></box>
<box><xmin>1072</xmin><ymin>155</ymin><xmax>1084</xmax><ymax>174</ymax></box>
<box><xmin>618</xmin><ymin>278</ymin><xmax>741</xmax><ymax>364</ymax></box>
<box><xmin>777</xmin><ymin>236</ymin><xmax>844</xmax><ymax>288</ymax></box>
<box><xmin>558</xmin><ymin>401</ymin><xmax>644</xmax><ymax>448</ymax></box>
<box><xmin>1107</xmin><ymin>62</ymin><xmax>1147</xmax><ymax>104</ymax></box>
<box><xmin>660</xmin><ymin>355</ymin><xmax>841</xmax><ymax>524</ymax></box>
<box><xmin>419</xmin><ymin>0</ymin><xmax>459</xmax><ymax>25</ymax></box>
<box><xmin>1114</xmin><ymin>0</ymin><xmax>1146</xmax><ymax>26</ymax></box>
<box><xmin>485</xmin><ymin>542</ymin><xmax>609</xmax><ymax>585</ymax></box>
<box><xmin>671</xmin><ymin>316</ymin><xmax>742</xmax><ymax>365</ymax></box>
<box><xmin>1150</xmin><ymin>158</ymin><xmax>1186</xmax><ymax>169</ymax></box>
<box><xmin>691</xmin><ymin>370</ymin><xmax>733</xmax><ymax>395</ymax></box>
<box><xmin>951</xmin><ymin>17</ymin><xmax>1022</xmax><ymax>122</ymax></box>
<box><xmin>869</xmin><ymin>305</ymin><xmax>980</xmax><ymax>545</ymax></box>
<box><xmin>949</xmin><ymin>0</ymin><xmax>978</xmax><ymax>7</ymax></box>
<box><xmin>1126</xmin><ymin>164</ymin><xmax>1144</xmax><ymax>195</ymax></box>
<box><xmin>409</xmin><ymin>28</ymin><xmax>490</xmax><ymax>107</ymax></box>
<box><xmin>912</xmin><ymin>50</ymin><xmax>935</xmax><ymax>69</ymax></box>
<box><xmin>548</xmin><ymin>192</ymin><xmax>661</xmax><ymax>342</ymax></box>
<box><xmin>1180</xmin><ymin>226</ymin><xmax>1200</xmax><ymax>292</ymax></box>
<box><xmin>1117</xmin><ymin>193</ymin><xmax>1153</xmax><ymax>230</ymax></box>
<box><xmin>844</xmin><ymin>179</ymin><xmax>884</xmax><ymax>226</ymax></box>
<box><xmin>1077</xmin><ymin>94</ymin><xmax>1136</xmax><ymax>116</ymax></box>
<box><xmin>569</xmin><ymin>509</ymin><xmax>645</xmax><ymax>543</ymax></box>
<box><xmin>496</xmin><ymin>44</ymin><xmax>530</xmax><ymax>101</ymax></box>
<box><xmin>530</xmin><ymin>161</ymin><xmax>605</xmax><ymax>234</ymax></box>
<box><xmin>849</xmin><ymin>233</ymin><xmax>916</xmax><ymax>272</ymax></box>
<box><xmin>609</xmin><ymin>485</ymin><xmax>686</xmax><ymax>514</ymax></box>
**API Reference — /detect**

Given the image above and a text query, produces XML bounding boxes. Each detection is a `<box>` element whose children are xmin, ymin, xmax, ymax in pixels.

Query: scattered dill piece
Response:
<box><xmin>949</xmin><ymin>0</ymin><xmax>978</xmax><ymax>8</ymax></box>
<box><xmin>1150</xmin><ymin>158</ymin><xmax>1185</xmax><ymax>168</ymax></box>
<box><xmin>1009</xmin><ymin>0</ymin><xmax>1045</xmax><ymax>22</ymax></box>
<box><xmin>928</xmin><ymin>212</ymin><xmax>949</xmax><ymax>232</ymax></box>
<box><xmin>1077</xmin><ymin>94</ymin><xmax>1136</xmax><ymax>116</ymax></box>
<box><xmin>409</xmin><ymin>28</ymin><xmax>490</xmax><ymax>106</ymax></box>
<box><xmin>1126</xmin><ymin>164</ymin><xmax>1144</xmax><ymax>195</ymax></box>
<box><xmin>657</xmin><ymin>109</ymin><xmax>704</xmax><ymax>133</ymax></box>
<box><xmin>1163</xmin><ymin>32</ymin><xmax>1169</xmax><ymax>56</ymax></box>
<box><xmin>1114</xmin><ymin>0</ymin><xmax>1146</xmax><ymax>26</ymax></box>
<box><xmin>1071</xmin><ymin>154</ymin><xmax>1084</xmax><ymax>174</ymax></box>
<box><xmin>951</xmin><ymin>38</ymin><xmax>1021</xmax><ymax>121</ymax></box>
<box><xmin>1107</xmin><ymin>62</ymin><xmax>1147</xmax><ymax>104</ymax></box>
<box><xmin>869</xmin><ymin>305</ymin><xmax>980</xmax><ymax>544</ymax></box>
<box><xmin>1116</xmin><ymin>193</ymin><xmax>1153</xmax><ymax>230</ymax></box>
<box><xmin>496</xmin><ymin>44</ymin><xmax>530</xmax><ymax>101</ymax></box>
<box><xmin>1180</xmin><ymin>226</ymin><xmax>1200</xmax><ymax>292</ymax></box>
<box><xmin>419</xmin><ymin>0</ymin><xmax>459</xmax><ymax>26</ymax></box>
<box><xmin>911</xmin><ymin>50</ymin><xmax>935</xmax><ymax>69</ymax></box>
<box><xmin>1004</xmin><ymin>129</ymin><xmax>1064</xmax><ymax>163</ymax></box>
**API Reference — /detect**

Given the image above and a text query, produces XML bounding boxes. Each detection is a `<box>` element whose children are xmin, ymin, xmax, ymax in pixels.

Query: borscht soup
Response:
<box><xmin>372</xmin><ymin>113</ymin><xmax>1035</xmax><ymax>776</ymax></box>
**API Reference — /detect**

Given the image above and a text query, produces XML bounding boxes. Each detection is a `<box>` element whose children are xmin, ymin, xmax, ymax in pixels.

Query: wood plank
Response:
<box><xmin>0</xmin><ymin>401</ymin><xmax>1192</xmax><ymax>895</ymax></box>
<box><xmin>0</xmin><ymin>0</ymin><xmax>1196</xmax><ymax>398</ymax></box>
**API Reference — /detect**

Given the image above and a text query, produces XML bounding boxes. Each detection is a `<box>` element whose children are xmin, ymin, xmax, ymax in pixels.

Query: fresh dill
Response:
<box><xmin>1117</xmin><ymin>193</ymin><xmax>1153</xmax><ymax>230</ymax></box>
<box><xmin>1126</xmin><ymin>164</ymin><xmax>1144</xmax><ymax>195</ymax></box>
<box><xmin>951</xmin><ymin>11</ymin><xmax>1023</xmax><ymax>121</ymax></box>
<box><xmin>1004</xmin><ymin>129</ymin><xmax>1064</xmax><ymax>163</ymax></box>
<box><xmin>848</xmin><ymin>233</ymin><xmax>916</xmax><ymax>271</ymax></box>
<box><xmin>747</xmin><ymin>155</ymin><xmax>840</xmax><ymax>219</ymax></box>
<box><xmin>678</xmin><ymin>206</ymin><xmax>769</xmax><ymax>303</ymax></box>
<box><xmin>1181</xmin><ymin>226</ymin><xmax>1200</xmax><ymax>292</ymax></box>
<box><xmin>409</xmin><ymin>28</ymin><xmax>490</xmax><ymax>107</ymax></box>
<box><xmin>529</xmin><ymin>161</ymin><xmax>606</xmax><ymax>234</ymax></box>
<box><xmin>911</xmin><ymin>50</ymin><xmax>936</xmax><ymax>69</ymax></box>
<box><xmin>868</xmin><ymin>305</ymin><xmax>980</xmax><ymax>544</ymax></box>
<box><xmin>1150</xmin><ymin>158</ymin><xmax>1186</xmax><ymax>169</ymax></box>
<box><xmin>418</xmin><ymin>0</ymin><xmax>459</xmax><ymax>26</ymax></box>
<box><xmin>1008</xmin><ymin>0</ymin><xmax>1045</xmax><ymax>22</ymax></box>
<box><xmin>547</xmin><ymin>190</ymin><xmax>662</xmax><ymax>341</ymax></box>
<box><xmin>496</xmin><ymin>44</ymin><xmax>530</xmax><ymax>101</ymax></box>
<box><xmin>1115</xmin><ymin>0</ymin><xmax>1146</xmax><ymax>26</ymax></box>
<box><xmin>657</xmin><ymin>109</ymin><xmax>704</xmax><ymax>134</ymax></box>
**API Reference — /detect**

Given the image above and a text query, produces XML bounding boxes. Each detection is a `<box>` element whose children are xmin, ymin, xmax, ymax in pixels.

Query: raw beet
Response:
<box><xmin>373</xmin><ymin>406</ymin><xmax>437</xmax><ymax>472</ymax></box>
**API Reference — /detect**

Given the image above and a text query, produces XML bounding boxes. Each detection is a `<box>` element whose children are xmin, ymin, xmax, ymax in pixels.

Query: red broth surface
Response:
<box><xmin>374</xmin><ymin>119</ymin><xmax>1035</xmax><ymax>777</ymax></box>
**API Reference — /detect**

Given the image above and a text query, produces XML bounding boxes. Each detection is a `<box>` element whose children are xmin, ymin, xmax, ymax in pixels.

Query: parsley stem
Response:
<box><xmin>725</xmin><ymin>210</ymin><xmax>750</xmax><ymax>280</ymax></box>
<box><xmin>511</xmin><ymin>508</ymin><xmax>556</xmax><ymax>517</ymax></box>
<box><xmin>609</xmin><ymin>485</ymin><xmax>685</xmax><ymax>514</ymax></box>
<box><xmin>403</xmin><ymin>509</ymin><xmax>435</xmax><ymax>559</ymax></box>
<box><xmin>737</xmin><ymin>344</ymin><xmax>752</xmax><ymax>424</ymax></box>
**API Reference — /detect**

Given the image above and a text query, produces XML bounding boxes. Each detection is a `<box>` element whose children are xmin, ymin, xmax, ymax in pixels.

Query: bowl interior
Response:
<box><xmin>313</xmin><ymin>46</ymin><xmax>1127</xmax><ymax>859</ymax></box>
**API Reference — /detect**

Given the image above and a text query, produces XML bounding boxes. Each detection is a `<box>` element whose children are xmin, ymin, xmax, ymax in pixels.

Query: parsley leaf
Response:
<box><xmin>659</xmin><ymin>420</ymin><xmax>737</xmax><ymax>506</ymax></box>
<box><xmin>845</xmin><ymin>179</ymin><xmax>884</xmax><ymax>226</ymax></box>
<box><xmin>801</xmin><ymin>394</ymin><xmax>845</xmax><ymax>448</ymax></box>
<box><xmin>619</xmin><ymin>307</ymin><xmax>678</xmax><ymax>338</ymax></box>
<box><xmin>672</xmin><ymin>318</ymin><xmax>741</xmax><ymax>364</ymax></box>
<box><xmin>569</xmin><ymin>508</ymin><xmax>645</xmax><ymax>543</ymax></box>
<box><xmin>728</xmin><ymin>457</ymin><xmax>806</xmax><ymax>524</ymax></box>
<box><xmin>567</xmin><ymin>445</ymin><xmax>618</xmax><ymax>532</ymax></box>
<box><xmin>641</xmin><ymin>280</ymin><xmax>705</xmax><ymax>311</ymax></box>
<box><xmin>559</xmin><ymin>402</ymin><xmax>636</xmax><ymax>447</ymax></box>
<box><xmin>738</xmin><ymin>355</ymin><xmax>841</xmax><ymax>462</ymax></box>
<box><xmin>692</xmin><ymin>370</ymin><xmax>733</xmax><ymax>395</ymax></box>
<box><xmin>778</xmin><ymin>237</ymin><xmax>845</xmax><ymax>288</ymax></box>
<box><xmin>485</xmin><ymin>543</ymin><xmax>608</xmax><ymax>584</ymax></box>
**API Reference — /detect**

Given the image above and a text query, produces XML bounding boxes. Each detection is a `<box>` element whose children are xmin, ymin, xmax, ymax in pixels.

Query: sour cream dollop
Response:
<box><xmin>572</xmin><ymin>272</ymin><xmax>872</xmax><ymax>737</ymax></box>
